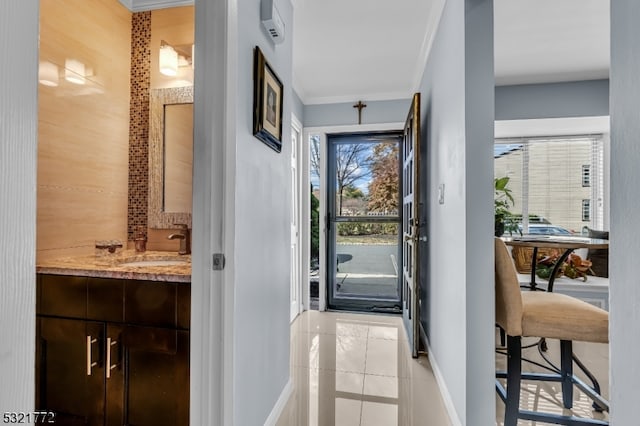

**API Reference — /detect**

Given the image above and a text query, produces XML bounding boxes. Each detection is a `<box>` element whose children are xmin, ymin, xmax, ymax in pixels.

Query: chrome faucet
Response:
<box><xmin>168</xmin><ymin>224</ymin><xmax>191</xmax><ymax>255</ymax></box>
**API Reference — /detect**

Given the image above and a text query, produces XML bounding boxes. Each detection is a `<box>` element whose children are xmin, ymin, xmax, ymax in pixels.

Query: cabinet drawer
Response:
<box><xmin>122</xmin><ymin>325</ymin><xmax>177</xmax><ymax>353</ymax></box>
<box><xmin>38</xmin><ymin>275</ymin><xmax>87</xmax><ymax>318</ymax></box>
<box><xmin>88</xmin><ymin>278</ymin><xmax>124</xmax><ymax>322</ymax></box>
<box><xmin>125</xmin><ymin>281</ymin><xmax>176</xmax><ymax>328</ymax></box>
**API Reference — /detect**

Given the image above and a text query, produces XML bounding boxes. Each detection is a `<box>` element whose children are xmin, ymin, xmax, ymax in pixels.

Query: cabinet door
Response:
<box><xmin>113</xmin><ymin>326</ymin><xmax>189</xmax><ymax>426</ymax></box>
<box><xmin>36</xmin><ymin>317</ymin><xmax>105</xmax><ymax>426</ymax></box>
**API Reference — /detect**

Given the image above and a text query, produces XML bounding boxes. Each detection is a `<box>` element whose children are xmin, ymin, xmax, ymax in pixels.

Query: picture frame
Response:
<box><xmin>253</xmin><ymin>46</ymin><xmax>284</xmax><ymax>153</ymax></box>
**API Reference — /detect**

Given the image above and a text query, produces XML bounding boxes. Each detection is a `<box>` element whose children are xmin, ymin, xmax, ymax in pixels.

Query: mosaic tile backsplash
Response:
<box><xmin>128</xmin><ymin>11</ymin><xmax>151</xmax><ymax>240</ymax></box>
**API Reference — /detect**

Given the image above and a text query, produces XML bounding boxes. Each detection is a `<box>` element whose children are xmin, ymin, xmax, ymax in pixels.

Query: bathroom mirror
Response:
<box><xmin>149</xmin><ymin>86</ymin><xmax>193</xmax><ymax>229</ymax></box>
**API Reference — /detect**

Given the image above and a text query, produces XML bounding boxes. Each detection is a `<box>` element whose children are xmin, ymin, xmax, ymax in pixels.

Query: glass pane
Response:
<box><xmin>334</xmin><ymin>141</ymin><xmax>399</xmax><ymax>217</ymax></box>
<box><xmin>495</xmin><ymin>137</ymin><xmax>605</xmax><ymax>235</ymax></box>
<box><xmin>335</xmin><ymin>222</ymin><xmax>399</xmax><ymax>299</ymax></box>
<box><xmin>528</xmin><ymin>140</ymin><xmax>592</xmax><ymax>233</ymax></box>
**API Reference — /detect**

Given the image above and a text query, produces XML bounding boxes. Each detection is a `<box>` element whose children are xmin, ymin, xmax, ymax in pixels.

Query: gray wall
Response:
<box><xmin>418</xmin><ymin>0</ymin><xmax>495</xmax><ymax>424</ymax></box>
<box><xmin>292</xmin><ymin>89</ymin><xmax>304</xmax><ymax>123</ymax></box>
<box><xmin>303</xmin><ymin>78</ymin><xmax>609</xmax><ymax>129</ymax></box>
<box><xmin>610</xmin><ymin>1</ymin><xmax>640</xmax><ymax>423</ymax></box>
<box><xmin>463</xmin><ymin>0</ymin><xmax>495</xmax><ymax>422</ymax></box>
<box><xmin>0</xmin><ymin>0</ymin><xmax>38</xmax><ymax>413</ymax></box>
<box><xmin>495</xmin><ymin>79</ymin><xmax>609</xmax><ymax>121</ymax></box>
<box><xmin>303</xmin><ymin>98</ymin><xmax>410</xmax><ymax>127</ymax></box>
<box><xmin>233</xmin><ymin>0</ymin><xmax>293</xmax><ymax>424</ymax></box>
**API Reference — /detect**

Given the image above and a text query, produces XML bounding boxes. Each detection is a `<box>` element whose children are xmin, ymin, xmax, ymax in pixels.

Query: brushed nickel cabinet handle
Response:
<box><xmin>86</xmin><ymin>335</ymin><xmax>98</xmax><ymax>376</ymax></box>
<box><xmin>106</xmin><ymin>337</ymin><xmax>118</xmax><ymax>379</ymax></box>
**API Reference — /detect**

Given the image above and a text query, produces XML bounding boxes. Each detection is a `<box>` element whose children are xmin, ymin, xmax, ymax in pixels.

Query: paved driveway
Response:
<box><xmin>335</xmin><ymin>244</ymin><xmax>399</xmax><ymax>298</ymax></box>
<box><xmin>336</xmin><ymin>243</ymin><xmax>398</xmax><ymax>275</ymax></box>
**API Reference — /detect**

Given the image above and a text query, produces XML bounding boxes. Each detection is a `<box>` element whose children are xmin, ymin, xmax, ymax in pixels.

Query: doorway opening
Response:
<box><xmin>325</xmin><ymin>131</ymin><xmax>403</xmax><ymax>312</ymax></box>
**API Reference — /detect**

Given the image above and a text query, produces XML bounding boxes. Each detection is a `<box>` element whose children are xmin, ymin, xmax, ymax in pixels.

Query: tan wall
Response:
<box><xmin>147</xmin><ymin>7</ymin><xmax>194</xmax><ymax>248</ymax></box>
<box><xmin>150</xmin><ymin>7</ymin><xmax>195</xmax><ymax>89</ymax></box>
<box><xmin>37</xmin><ymin>0</ymin><xmax>131</xmax><ymax>261</ymax></box>
<box><xmin>37</xmin><ymin>2</ymin><xmax>195</xmax><ymax>260</ymax></box>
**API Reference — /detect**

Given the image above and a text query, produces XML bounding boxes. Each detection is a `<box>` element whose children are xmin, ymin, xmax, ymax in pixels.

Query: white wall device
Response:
<box><xmin>261</xmin><ymin>0</ymin><xmax>285</xmax><ymax>45</ymax></box>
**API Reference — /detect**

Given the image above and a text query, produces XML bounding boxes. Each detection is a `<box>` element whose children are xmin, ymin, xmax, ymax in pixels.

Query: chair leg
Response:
<box><xmin>560</xmin><ymin>340</ymin><xmax>574</xmax><ymax>409</ymax></box>
<box><xmin>499</xmin><ymin>327</ymin><xmax>506</xmax><ymax>347</ymax></box>
<box><xmin>505</xmin><ymin>335</ymin><xmax>522</xmax><ymax>426</ymax></box>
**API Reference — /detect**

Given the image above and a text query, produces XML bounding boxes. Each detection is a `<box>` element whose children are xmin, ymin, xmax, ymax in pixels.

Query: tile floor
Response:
<box><xmin>275</xmin><ymin>311</ymin><xmax>610</xmax><ymax>426</ymax></box>
<box><xmin>276</xmin><ymin>310</ymin><xmax>452</xmax><ymax>426</ymax></box>
<box><xmin>495</xmin><ymin>334</ymin><xmax>609</xmax><ymax>425</ymax></box>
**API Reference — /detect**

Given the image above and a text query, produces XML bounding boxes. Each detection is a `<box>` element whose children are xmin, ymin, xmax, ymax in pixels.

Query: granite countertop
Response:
<box><xmin>36</xmin><ymin>250</ymin><xmax>191</xmax><ymax>283</ymax></box>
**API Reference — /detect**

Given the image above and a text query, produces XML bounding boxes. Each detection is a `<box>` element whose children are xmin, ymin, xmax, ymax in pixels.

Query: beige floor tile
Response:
<box><xmin>334</xmin><ymin>398</ymin><xmax>363</xmax><ymax>426</ymax></box>
<box><xmin>399</xmin><ymin>376</ymin><xmax>452</xmax><ymax>426</ymax></box>
<box><xmin>361</xmin><ymin>401</ymin><xmax>399</xmax><ymax>426</ymax></box>
<box><xmin>335</xmin><ymin>321</ymin><xmax>371</xmax><ymax>339</ymax></box>
<box><xmin>281</xmin><ymin>367</ymin><xmax>363</xmax><ymax>426</ymax></box>
<box><xmin>363</xmin><ymin>374</ymin><xmax>400</xmax><ymax>399</ymax></box>
<box><xmin>292</xmin><ymin>331</ymin><xmax>368</xmax><ymax>373</ymax></box>
<box><xmin>293</xmin><ymin>310</ymin><xmax>375</xmax><ymax>336</ymax></box>
<box><xmin>368</xmin><ymin>323</ymin><xmax>403</xmax><ymax>340</ymax></box>
<box><xmin>335</xmin><ymin>335</ymin><xmax>369</xmax><ymax>374</ymax></box>
<box><xmin>365</xmin><ymin>338</ymin><xmax>401</xmax><ymax>377</ymax></box>
<box><xmin>280</xmin><ymin>311</ymin><xmax>453</xmax><ymax>426</ymax></box>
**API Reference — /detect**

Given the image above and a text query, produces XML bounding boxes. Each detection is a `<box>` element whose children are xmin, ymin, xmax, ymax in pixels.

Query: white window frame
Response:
<box><xmin>495</xmin><ymin>134</ymin><xmax>605</xmax><ymax>232</ymax></box>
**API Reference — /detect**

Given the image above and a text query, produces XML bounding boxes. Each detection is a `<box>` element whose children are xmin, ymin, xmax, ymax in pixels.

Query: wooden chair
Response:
<box><xmin>494</xmin><ymin>238</ymin><xmax>609</xmax><ymax>426</ymax></box>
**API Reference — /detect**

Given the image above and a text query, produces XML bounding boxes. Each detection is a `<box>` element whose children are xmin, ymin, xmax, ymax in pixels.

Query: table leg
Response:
<box><xmin>529</xmin><ymin>247</ymin><xmax>539</xmax><ymax>290</ymax></box>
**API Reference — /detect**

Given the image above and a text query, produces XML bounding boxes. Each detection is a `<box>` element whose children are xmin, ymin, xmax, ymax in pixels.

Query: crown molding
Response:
<box><xmin>118</xmin><ymin>0</ymin><xmax>193</xmax><ymax>12</ymax></box>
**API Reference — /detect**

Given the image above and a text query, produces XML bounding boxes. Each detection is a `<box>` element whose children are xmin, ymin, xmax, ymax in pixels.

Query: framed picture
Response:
<box><xmin>253</xmin><ymin>46</ymin><xmax>284</xmax><ymax>153</ymax></box>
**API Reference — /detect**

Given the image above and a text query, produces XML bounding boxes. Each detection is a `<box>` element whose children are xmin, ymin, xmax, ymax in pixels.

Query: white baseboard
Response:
<box><xmin>425</xmin><ymin>338</ymin><xmax>463</xmax><ymax>426</ymax></box>
<box><xmin>263</xmin><ymin>378</ymin><xmax>293</xmax><ymax>426</ymax></box>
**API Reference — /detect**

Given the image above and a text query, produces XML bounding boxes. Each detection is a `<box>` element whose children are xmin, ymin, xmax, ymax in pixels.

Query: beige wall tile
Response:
<box><xmin>37</xmin><ymin>0</ymin><xmax>131</xmax><ymax>261</ymax></box>
<box><xmin>150</xmin><ymin>7</ymin><xmax>195</xmax><ymax>89</ymax></box>
<box><xmin>147</xmin><ymin>228</ymin><xmax>185</xmax><ymax>252</ymax></box>
<box><xmin>37</xmin><ymin>1</ymin><xmax>195</xmax><ymax>261</ymax></box>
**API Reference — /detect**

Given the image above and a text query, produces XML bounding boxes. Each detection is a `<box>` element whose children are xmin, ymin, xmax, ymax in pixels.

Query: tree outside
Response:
<box><xmin>309</xmin><ymin>137</ymin><xmax>401</xmax><ymax>245</ymax></box>
<box><xmin>367</xmin><ymin>142</ymin><xmax>399</xmax><ymax>215</ymax></box>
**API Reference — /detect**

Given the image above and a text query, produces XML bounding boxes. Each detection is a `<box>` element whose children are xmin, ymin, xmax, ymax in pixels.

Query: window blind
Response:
<box><xmin>494</xmin><ymin>135</ymin><xmax>605</xmax><ymax>235</ymax></box>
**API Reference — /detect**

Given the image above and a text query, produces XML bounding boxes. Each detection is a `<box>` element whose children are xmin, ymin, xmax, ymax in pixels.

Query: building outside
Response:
<box><xmin>494</xmin><ymin>135</ymin><xmax>605</xmax><ymax>233</ymax></box>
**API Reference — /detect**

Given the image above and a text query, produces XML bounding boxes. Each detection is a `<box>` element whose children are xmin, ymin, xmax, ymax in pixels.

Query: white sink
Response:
<box><xmin>119</xmin><ymin>259</ymin><xmax>188</xmax><ymax>267</ymax></box>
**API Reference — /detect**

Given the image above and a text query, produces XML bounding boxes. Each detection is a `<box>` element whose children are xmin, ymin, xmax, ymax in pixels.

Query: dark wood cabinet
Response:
<box><xmin>36</xmin><ymin>274</ymin><xmax>189</xmax><ymax>426</ymax></box>
<box><xmin>37</xmin><ymin>317</ymin><xmax>106</xmax><ymax>426</ymax></box>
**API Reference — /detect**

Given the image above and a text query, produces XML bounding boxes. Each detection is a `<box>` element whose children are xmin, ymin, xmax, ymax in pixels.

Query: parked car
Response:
<box><xmin>518</xmin><ymin>224</ymin><xmax>573</xmax><ymax>235</ymax></box>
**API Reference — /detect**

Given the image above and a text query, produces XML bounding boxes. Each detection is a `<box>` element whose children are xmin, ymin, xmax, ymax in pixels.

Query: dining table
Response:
<box><xmin>502</xmin><ymin>236</ymin><xmax>609</xmax><ymax>292</ymax></box>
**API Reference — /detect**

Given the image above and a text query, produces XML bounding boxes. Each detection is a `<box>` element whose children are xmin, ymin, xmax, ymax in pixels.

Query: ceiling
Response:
<box><xmin>293</xmin><ymin>0</ymin><xmax>610</xmax><ymax>105</ymax></box>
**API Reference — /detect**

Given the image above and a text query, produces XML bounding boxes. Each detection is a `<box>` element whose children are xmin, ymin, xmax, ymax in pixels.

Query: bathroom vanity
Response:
<box><xmin>35</xmin><ymin>252</ymin><xmax>190</xmax><ymax>426</ymax></box>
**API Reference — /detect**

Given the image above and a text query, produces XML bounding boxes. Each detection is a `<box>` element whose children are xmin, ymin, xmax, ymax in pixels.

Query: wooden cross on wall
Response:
<box><xmin>353</xmin><ymin>100</ymin><xmax>367</xmax><ymax>125</ymax></box>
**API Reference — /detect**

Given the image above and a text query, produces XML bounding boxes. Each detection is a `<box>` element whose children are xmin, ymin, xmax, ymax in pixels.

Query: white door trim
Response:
<box><xmin>304</xmin><ymin>122</ymin><xmax>403</xmax><ymax>311</ymax></box>
<box><xmin>290</xmin><ymin>114</ymin><xmax>304</xmax><ymax>321</ymax></box>
<box><xmin>0</xmin><ymin>0</ymin><xmax>38</xmax><ymax>412</ymax></box>
<box><xmin>191</xmin><ymin>0</ymin><xmax>235</xmax><ymax>425</ymax></box>
<box><xmin>298</xmin><ymin>115</ymin><xmax>312</xmax><ymax>313</ymax></box>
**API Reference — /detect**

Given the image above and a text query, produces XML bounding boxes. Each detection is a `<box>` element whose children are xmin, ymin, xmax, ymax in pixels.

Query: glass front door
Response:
<box><xmin>326</xmin><ymin>132</ymin><xmax>403</xmax><ymax>312</ymax></box>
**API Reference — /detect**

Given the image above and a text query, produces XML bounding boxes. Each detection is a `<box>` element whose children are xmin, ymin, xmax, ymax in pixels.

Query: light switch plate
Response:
<box><xmin>438</xmin><ymin>183</ymin><xmax>445</xmax><ymax>204</ymax></box>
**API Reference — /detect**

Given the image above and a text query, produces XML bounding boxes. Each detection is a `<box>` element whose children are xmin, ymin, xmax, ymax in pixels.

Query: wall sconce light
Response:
<box><xmin>159</xmin><ymin>41</ymin><xmax>178</xmax><ymax>76</ymax></box>
<box><xmin>160</xmin><ymin>41</ymin><xmax>194</xmax><ymax>77</ymax></box>
<box><xmin>64</xmin><ymin>58</ymin><xmax>86</xmax><ymax>85</ymax></box>
<box><xmin>39</xmin><ymin>61</ymin><xmax>59</xmax><ymax>87</ymax></box>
